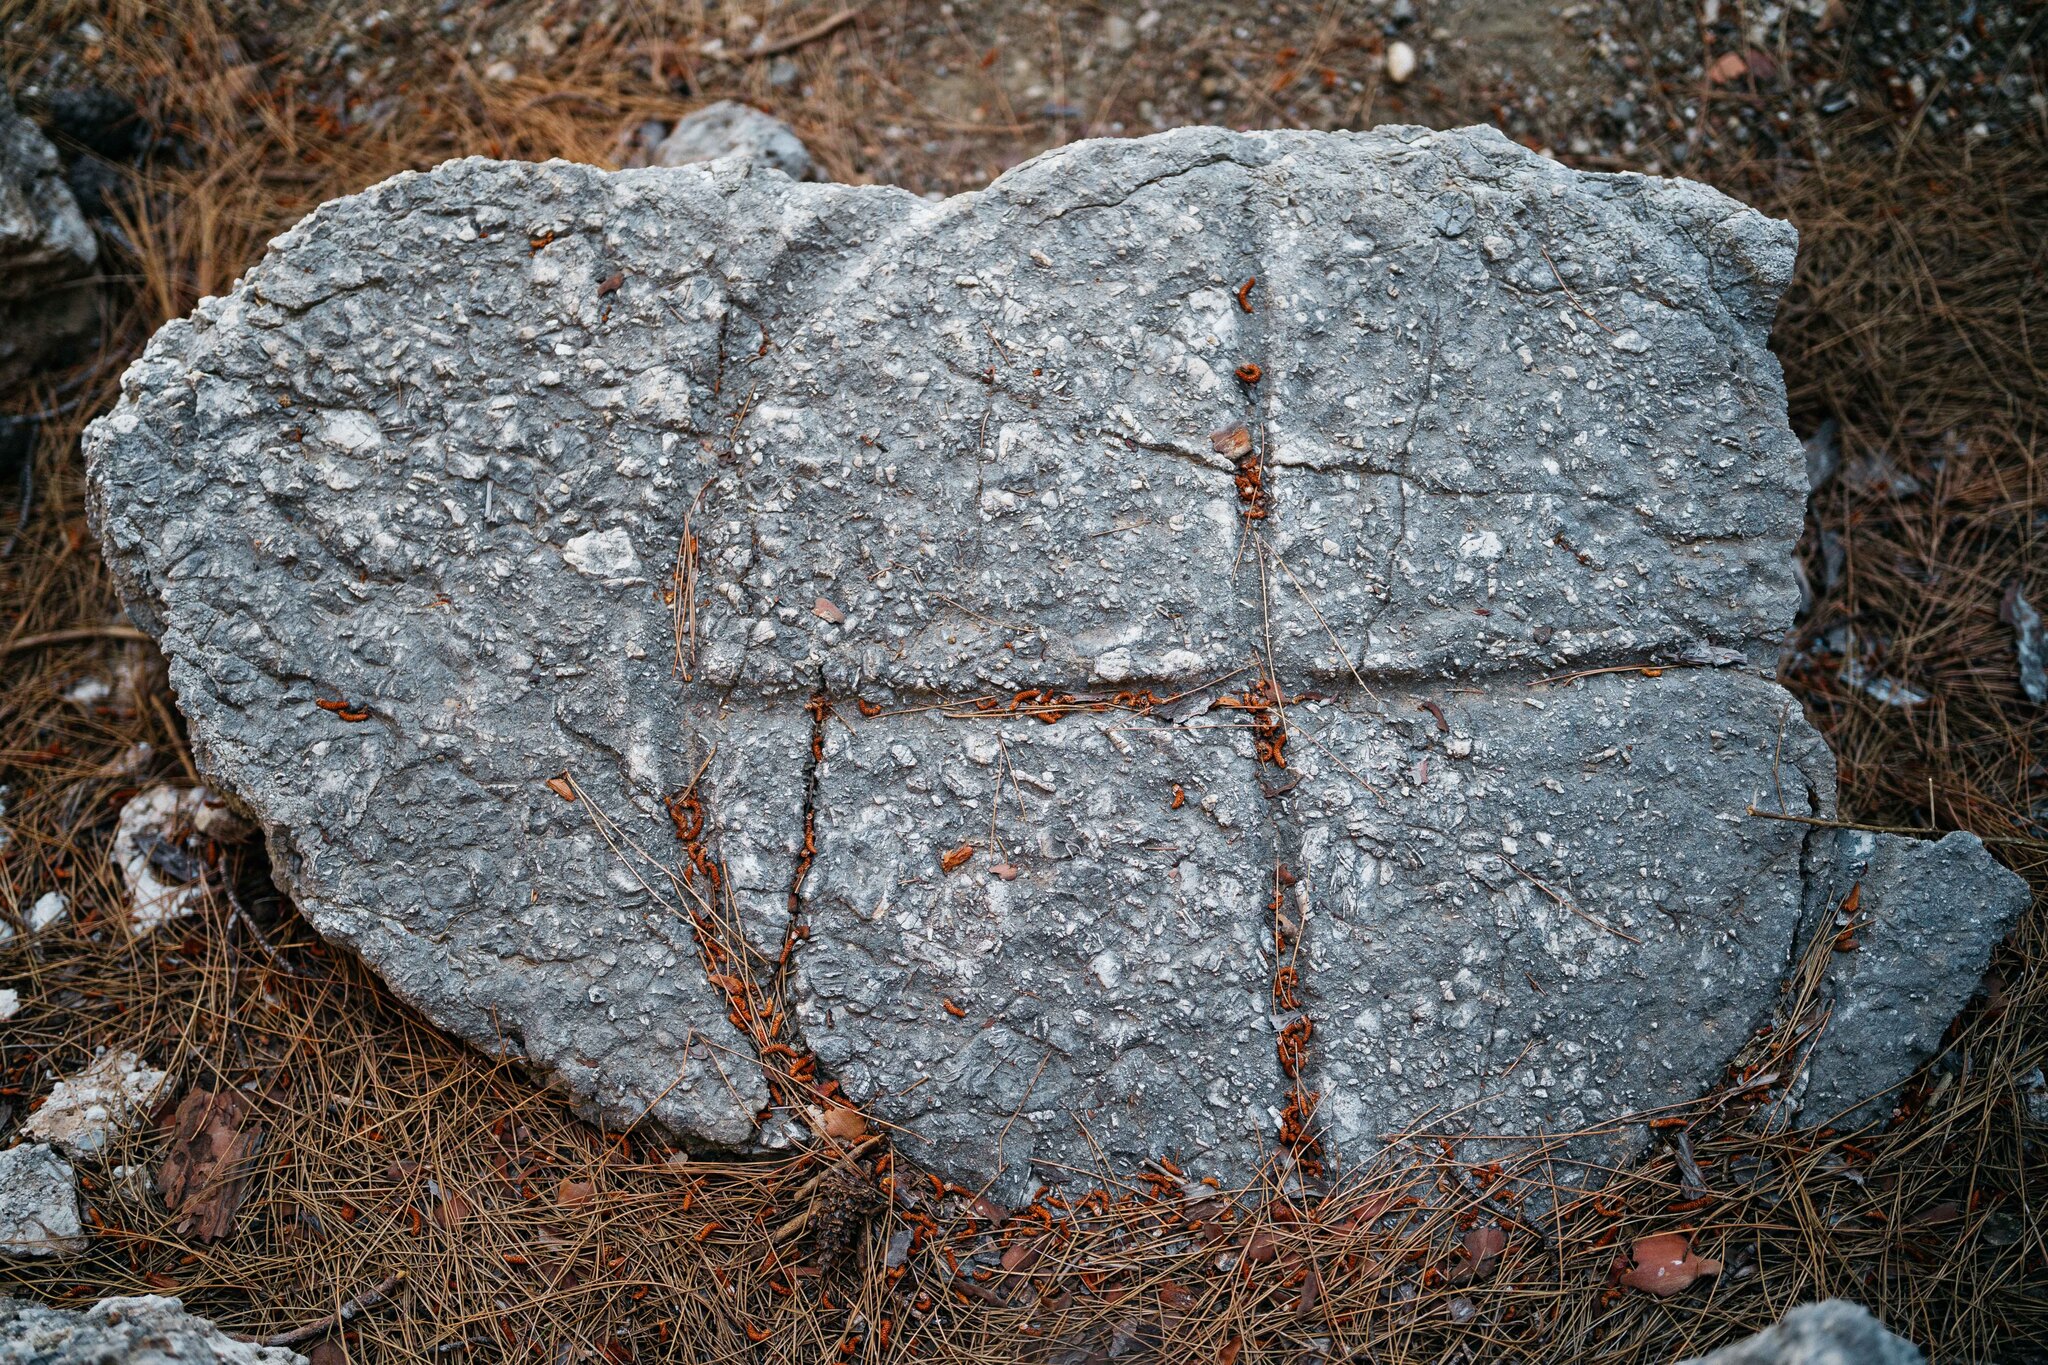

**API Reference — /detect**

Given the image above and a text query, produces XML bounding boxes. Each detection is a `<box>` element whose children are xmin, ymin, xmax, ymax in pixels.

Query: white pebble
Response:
<box><xmin>1386</xmin><ymin>41</ymin><xmax>1417</xmax><ymax>84</ymax></box>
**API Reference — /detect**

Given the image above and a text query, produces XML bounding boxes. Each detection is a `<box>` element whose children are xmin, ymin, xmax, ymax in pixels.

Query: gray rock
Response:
<box><xmin>653</xmin><ymin>100</ymin><xmax>812</xmax><ymax>180</ymax></box>
<box><xmin>0</xmin><ymin>1295</ymin><xmax>305</xmax><ymax>1365</ymax></box>
<box><xmin>1787</xmin><ymin>829</ymin><xmax>2028</xmax><ymax>1129</ymax></box>
<box><xmin>0</xmin><ymin>1145</ymin><xmax>85</xmax><ymax>1259</ymax></box>
<box><xmin>81</xmin><ymin>125</ymin><xmax>2026</xmax><ymax>1195</ymax></box>
<box><xmin>1680</xmin><ymin>1300</ymin><xmax>1924</xmax><ymax>1365</ymax></box>
<box><xmin>0</xmin><ymin>88</ymin><xmax>98</xmax><ymax>388</ymax></box>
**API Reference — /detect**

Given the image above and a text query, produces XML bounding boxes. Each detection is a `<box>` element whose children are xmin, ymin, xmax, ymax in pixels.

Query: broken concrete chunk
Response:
<box><xmin>82</xmin><ymin>125</ymin><xmax>2027</xmax><ymax>1192</ymax></box>
<box><xmin>0</xmin><ymin>87</ymin><xmax>99</xmax><ymax>388</ymax></box>
<box><xmin>1680</xmin><ymin>1300</ymin><xmax>1924</xmax><ymax>1365</ymax></box>
<box><xmin>111</xmin><ymin>786</ymin><xmax>252</xmax><ymax>934</ymax></box>
<box><xmin>21</xmin><ymin>1050</ymin><xmax>168</xmax><ymax>1158</ymax></box>
<box><xmin>0</xmin><ymin>1144</ymin><xmax>86</xmax><ymax>1259</ymax></box>
<box><xmin>2001</xmin><ymin>584</ymin><xmax>2047</xmax><ymax>705</ymax></box>
<box><xmin>0</xmin><ymin>1294</ymin><xmax>307</xmax><ymax>1364</ymax></box>
<box><xmin>1790</xmin><ymin>830</ymin><xmax>2029</xmax><ymax>1128</ymax></box>
<box><xmin>653</xmin><ymin>100</ymin><xmax>812</xmax><ymax>180</ymax></box>
<box><xmin>25</xmin><ymin>893</ymin><xmax>64</xmax><ymax>933</ymax></box>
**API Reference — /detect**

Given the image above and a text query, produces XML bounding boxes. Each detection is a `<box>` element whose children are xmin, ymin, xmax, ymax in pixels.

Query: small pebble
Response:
<box><xmin>1386</xmin><ymin>41</ymin><xmax>1417</xmax><ymax>84</ymax></box>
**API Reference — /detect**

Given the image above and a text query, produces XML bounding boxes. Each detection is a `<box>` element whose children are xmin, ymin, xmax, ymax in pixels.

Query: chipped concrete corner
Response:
<box><xmin>82</xmin><ymin>125</ymin><xmax>2028</xmax><ymax>1199</ymax></box>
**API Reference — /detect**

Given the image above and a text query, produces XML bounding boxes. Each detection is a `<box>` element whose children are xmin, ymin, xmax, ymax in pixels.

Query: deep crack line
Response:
<box><xmin>772</xmin><ymin>688</ymin><xmax>830</xmax><ymax>1013</ymax></box>
<box><xmin>1226</xmin><ymin>268</ymin><xmax>1331</xmax><ymax>1180</ymax></box>
<box><xmin>659</xmin><ymin>701</ymin><xmax>834</xmax><ymax>1131</ymax></box>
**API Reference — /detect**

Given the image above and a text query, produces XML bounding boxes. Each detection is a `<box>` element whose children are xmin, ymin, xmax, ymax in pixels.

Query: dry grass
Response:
<box><xmin>2</xmin><ymin>2</ymin><xmax>2045</xmax><ymax>1361</ymax></box>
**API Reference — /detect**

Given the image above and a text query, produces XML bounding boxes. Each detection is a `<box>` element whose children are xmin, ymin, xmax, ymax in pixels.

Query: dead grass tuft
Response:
<box><xmin>1</xmin><ymin>4</ymin><xmax>2044</xmax><ymax>1361</ymax></box>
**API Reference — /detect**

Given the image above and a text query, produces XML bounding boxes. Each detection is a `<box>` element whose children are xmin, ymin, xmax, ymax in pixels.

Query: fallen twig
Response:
<box><xmin>742</xmin><ymin>6</ymin><xmax>861</xmax><ymax>60</ymax></box>
<box><xmin>1505</xmin><ymin>857</ymin><xmax>1643</xmax><ymax>944</ymax></box>
<box><xmin>1744</xmin><ymin>805</ymin><xmax>2048</xmax><ymax>851</ymax></box>
<box><xmin>261</xmin><ymin>1272</ymin><xmax>405</xmax><ymax>1348</ymax></box>
<box><xmin>1540</xmin><ymin>246</ymin><xmax>1616</xmax><ymax>334</ymax></box>
<box><xmin>3</xmin><ymin>624</ymin><xmax>151</xmax><ymax>654</ymax></box>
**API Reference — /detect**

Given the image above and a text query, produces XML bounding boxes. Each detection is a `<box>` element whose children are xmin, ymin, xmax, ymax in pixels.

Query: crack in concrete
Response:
<box><xmin>1034</xmin><ymin>153</ymin><xmax>1241</xmax><ymax>223</ymax></box>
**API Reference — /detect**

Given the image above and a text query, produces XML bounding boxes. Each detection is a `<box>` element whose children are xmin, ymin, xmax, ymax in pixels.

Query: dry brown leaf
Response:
<box><xmin>1241</xmin><ymin>1227</ymin><xmax>1278</xmax><ymax>1265</ymax></box>
<box><xmin>1454</xmin><ymin>1223</ymin><xmax>1507</xmax><ymax>1281</ymax></box>
<box><xmin>1335</xmin><ymin>1190</ymin><xmax>1400</xmax><ymax>1231</ymax></box>
<box><xmin>556</xmin><ymin>1177</ymin><xmax>595</xmax><ymax>1207</ymax></box>
<box><xmin>432</xmin><ymin>1187</ymin><xmax>472</xmax><ymax>1230</ymax></box>
<box><xmin>1001</xmin><ymin>1236</ymin><xmax>1042</xmax><ymax>1272</ymax></box>
<box><xmin>938</xmin><ymin>842</ymin><xmax>974</xmax><ymax>873</ymax></box>
<box><xmin>1615</xmin><ymin>1232</ymin><xmax>1722</xmax><ymax>1296</ymax></box>
<box><xmin>1293</xmin><ymin>1259</ymin><xmax>1322</xmax><ymax>1318</ymax></box>
<box><xmin>1209</xmin><ymin>425</ymin><xmax>1252</xmax><ymax>458</ymax></box>
<box><xmin>157</xmin><ymin>1086</ymin><xmax>263</xmax><ymax>1242</ymax></box>
<box><xmin>819</xmin><ymin>1104</ymin><xmax>867</xmax><ymax>1140</ymax></box>
<box><xmin>1708</xmin><ymin>51</ymin><xmax>1748</xmax><ymax>84</ymax></box>
<box><xmin>1914</xmin><ymin>1200</ymin><xmax>1962</xmax><ymax>1227</ymax></box>
<box><xmin>545</xmin><ymin>775</ymin><xmax>576</xmax><ymax>802</ymax></box>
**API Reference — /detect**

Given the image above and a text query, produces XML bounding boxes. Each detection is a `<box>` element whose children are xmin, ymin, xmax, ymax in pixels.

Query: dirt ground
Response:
<box><xmin>2</xmin><ymin>1</ymin><xmax>2046</xmax><ymax>1361</ymax></box>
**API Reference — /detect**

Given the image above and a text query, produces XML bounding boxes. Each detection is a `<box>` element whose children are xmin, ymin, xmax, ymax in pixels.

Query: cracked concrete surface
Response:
<box><xmin>84</xmin><ymin>126</ymin><xmax>2030</xmax><ymax>1197</ymax></box>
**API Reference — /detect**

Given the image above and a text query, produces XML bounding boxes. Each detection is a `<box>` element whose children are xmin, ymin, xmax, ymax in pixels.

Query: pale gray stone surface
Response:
<box><xmin>0</xmin><ymin>1145</ymin><xmax>85</xmax><ymax>1259</ymax></box>
<box><xmin>0</xmin><ymin>1295</ymin><xmax>305</xmax><ymax>1365</ymax></box>
<box><xmin>83</xmin><ymin>125</ymin><xmax>2026</xmax><ymax>1193</ymax></box>
<box><xmin>0</xmin><ymin>88</ymin><xmax>99</xmax><ymax>387</ymax></box>
<box><xmin>1787</xmin><ymin>829</ymin><xmax>2029</xmax><ymax>1129</ymax></box>
<box><xmin>1286</xmin><ymin>668</ymin><xmax>1836</xmax><ymax>1162</ymax></box>
<box><xmin>1680</xmin><ymin>1300</ymin><xmax>1924</xmax><ymax>1365</ymax></box>
<box><xmin>800</xmin><ymin>707</ymin><xmax>1280</xmax><ymax>1190</ymax></box>
<box><xmin>654</xmin><ymin>100</ymin><xmax>812</xmax><ymax>180</ymax></box>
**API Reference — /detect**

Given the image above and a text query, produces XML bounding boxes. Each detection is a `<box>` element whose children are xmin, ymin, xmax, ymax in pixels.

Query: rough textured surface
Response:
<box><xmin>0</xmin><ymin>1146</ymin><xmax>85</xmax><ymax>1259</ymax></box>
<box><xmin>1680</xmin><ymin>1300</ymin><xmax>1924</xmax><ymax>1365</ymax></box>
<box><xmin>84</xmin><ymin>125</ymin><xmax>2026</xmax><ymax>1193</ymax></box>
<box><xmin>0</xmin><ymin>88</ymin><xmax>98</xmax><ymax>388</ymax></box>
<box><xmin>654</xmin><ymin>100</ymin><xmax>813</xmax><ymax>180</ymax></box>
<box><xmin>0</xmin><ymin>1295</ymin><xmax>305</xmax><ymax>1365</ymax></box>
<box><xmin>20</xmin><ymin>1051</ymin><xmax>167</xmax><ymax>1158</ymax></box>
<box><xmin>801</xmin><ymin>708</ymin><xmax>1279</xmax><ymax>1187</ymax></box>
<box><xmin>1787</xmin><ymin>829</ymin><xmax>2029</xmax><ymax>1129</ymax></box>
<box><xmin>1286</xmin><ymin>668</ymin><xmax>1835</xmax><ymax>1162</ymax></box>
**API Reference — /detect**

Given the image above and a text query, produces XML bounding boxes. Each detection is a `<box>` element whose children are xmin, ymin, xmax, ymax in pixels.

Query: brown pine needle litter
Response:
<box><xmin>3</xmin><ymin>2</ymin><xmax>2044</xmax><ymax>1360</ymax></box>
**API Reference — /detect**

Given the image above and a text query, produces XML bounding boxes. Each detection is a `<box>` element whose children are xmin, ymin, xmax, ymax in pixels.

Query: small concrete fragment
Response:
<box><xmin>20</xmin><ymin>1051</ymin><xmax>167</xmax><ymax>1158</ymax></box>
<box><xmin>1680</xmin><ymin>1300</ymin><xmax>1924</xmax><ymax>1365</ymax></box>
<box><xmin>654</xmin><ymin>100</ymin><xmax>812</xmax><ymax>180</ymax></box>
<box><xmin>0</xmin><ymin>1295</ymin><xmax>306</xmax><ymax>1365</ymax></box>
<box><xmin>112</xmin><ymin>786</ymin><xmax>252</xmax><ymax>933</ymax></box>
<box><xmin>24</xmin><ymin>893</ymin><xmax>64</xmax><ymax>933</ymax></box>
<box><xmin>0</xmin><ymin>1145</ymin><xmax>85</xmax><ymax>1259</ymax></box>
<box><xmin>2002</xmin><ymin>584</ymin><xmax>2047</xmax><ymax>705</ymax></box>
<box><xmin>0</xmin><ymin>88</ymin><xmax>98</xmax><ymax>388</ymax></box>
<box><xmin>1790</xmin><ymin>830</ymin><xmax>2030</xmax><ymax>1128</ymax></box>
